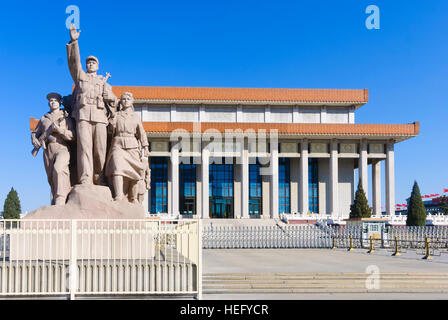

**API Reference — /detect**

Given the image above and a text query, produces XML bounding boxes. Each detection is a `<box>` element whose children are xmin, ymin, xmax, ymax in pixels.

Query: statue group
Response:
<box><xmin>31</xmin><ymin>24</ymin><xmax>150</xmax><ymax>207</ymax></box>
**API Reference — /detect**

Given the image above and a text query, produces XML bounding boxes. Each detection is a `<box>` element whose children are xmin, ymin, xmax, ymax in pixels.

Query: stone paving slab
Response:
<box><xmin>203</xmin><ymin>248</ymin><xmax>448</xmax><ymax>274</ymax></box>
<box><xmin>203</xmin><ymin>248</ymin><xmax>448</xmax><ymax>299</ymax></box>
<box><xmin>204</xmin><ymin>292</ymin><xmax>448</xmax><ymax>300</ymax></box>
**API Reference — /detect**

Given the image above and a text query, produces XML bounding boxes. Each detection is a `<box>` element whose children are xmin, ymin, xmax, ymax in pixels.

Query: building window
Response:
<box><xmin>209</xmin><ymin>162</ymin><xmax>234</xmax><ymax>218</ymax></box>
<box><xmin>308</xmin><ymin>158</ymin><xmax>319</xmax><ymax>213</ymax></box>
<box><xmin>249</xmin><ymin>162</ymin><xmax>262</xmax><ymax>217</ymax></box>
<box><xmin>180</xmin><ymin>162</ymin><xmax>196</xmax><ymax>197</ymax></box>
<box><xmin>209</xmin><ymin>163</ymin><xmax>234</xmax><ymax>197</ymax></box>
<box><xmin>150</xmin><ymin>157</ymin><xmax>168</xmax><ymax>213</ymax></box>
<box><xmin>180</xmin><ymin>161</ymin><xmax>196</xmax><ymax>215</ymax></box>
<box><xmin>279</xmin><ymin>158</ymin><xmax>290</xmax><ymax>214</ymax></box>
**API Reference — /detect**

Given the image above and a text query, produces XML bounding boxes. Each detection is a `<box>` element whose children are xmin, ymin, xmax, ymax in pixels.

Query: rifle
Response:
<box><xmin>31</xmin><ymin>115</ymin><xmax>65</xmax><ymax>157</ymax></box>
<box><xmin>102</xmin><ymin>72</ymin><xmax>116</xmax><ymax>118</ymax></box>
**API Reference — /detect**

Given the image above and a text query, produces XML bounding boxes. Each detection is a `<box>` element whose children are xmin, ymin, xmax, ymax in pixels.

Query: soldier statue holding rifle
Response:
<box><xmin>28</xmin><ymin>24</ymin><xmax>149</xmax><ymax>218</ymax></box>
<box><xmin>31</xmin><ymin>93</ymin><xmax>76</xmax><ymax>205</ymax></box>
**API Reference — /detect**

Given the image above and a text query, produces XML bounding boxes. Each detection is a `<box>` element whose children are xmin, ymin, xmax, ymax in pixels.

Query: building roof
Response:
<box><xmin>140</xmin><ymin>122</ymin><xmax>419</xmax><ymax>140</ymax></box>
<box><xmin>29</xmin><ymin>118</ymin><xmax>418</xmax><ymax>142</ymax></box>
<box><xmin>111</xmin><ymin>86</ymin><xmax>369</xmax><ymax>106</ymax></box>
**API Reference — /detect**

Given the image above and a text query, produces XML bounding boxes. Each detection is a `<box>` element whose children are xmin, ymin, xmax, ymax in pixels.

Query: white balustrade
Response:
<box><xmin>0</xmin><ymin>219</ymin><xmax>201</xmax><ymax>299</ymax></box>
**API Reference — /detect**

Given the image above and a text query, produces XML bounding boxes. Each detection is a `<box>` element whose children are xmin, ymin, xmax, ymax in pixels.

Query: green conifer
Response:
<box><xmin>3</xmin><ymin>187</ymin><xmax>21</xmax><ymax>219</ymax></box>
<box><xmin>406</xmin><ymin>181</ymin><xmax>426</xmax><ymax>226</ymax></box>
<box><xmin>438</xmin><ymin>196</ymin><xmax>448</xmax><ymax>215</ymax></box>
<box><xmin>349</xmin><ymin>180</ymin><xmax>371</xmax><ymax>219</ymax></box>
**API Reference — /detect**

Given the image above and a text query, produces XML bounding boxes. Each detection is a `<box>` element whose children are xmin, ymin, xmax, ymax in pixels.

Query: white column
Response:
<box><xmin>329</xmin><ymin>139</ymin><xmax>339</xmax><ymax>217</ymax></box>
<box><xmin>143</xmin><ymin>191</ymin><xmax>149</xmax><ymax>215</ymax></box>
<box><xmin>386</xmin><ymin>141</ymin><xmax>395</xmax><ymax>216</ymax></box>
<box><xmin>359</xmin><ymin>139</ymin><xmax>368</xmax><ymax>199</ymax></box>
<box><xmin>270</xmin><ymin>142</ymin><xmax>279</xmax><ymax>218</ymax></box>
<box><xmin>299</xmin><ymin>139</ymin><xmax>309</xmax><ymax>214</ymax></box>
<box><xmin>201</xmin><ymin>146</ymin><xmax>210</xmax><ymax>219</ymax></box>
<box><xmin>241</xmin><ymin>139</ymin><xmax>249</xmax><ymax>218</ymax></box>
<box><xmin>170</xmin><ymin>141</ymin><xmax>179</xmax><ymax>215</ymax></box>
<box><xmin>196</xmin><ymin>163</ymin><xmax>202</xmax><ymax>218</ymax></box>
<box><xmin>148</xmin><ymin>157</ymin><xmax>152</xmax><ymax>213</ymax></box>
<box><xmin>372</xmin><ymin>160</ymin><xmax>381</xmax><ymax>216</ymax></box>
<box><xmin>290</xmin><ymin>158</ymin><xmax>300</xmax><ymax>214</ymax></box>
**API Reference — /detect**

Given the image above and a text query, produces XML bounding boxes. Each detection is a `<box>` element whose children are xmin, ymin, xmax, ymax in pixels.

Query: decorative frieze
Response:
<box><xmin>340</xmin><ymin>143</ymin><xmax>356</xmax><ymax>154</ymax></box>
<box><xmin>249</xmin><ymin>141</ymin><xmax>268</xmax><ymax>153</ymax></box>
<box><xmin>280</xmin><ymin>142</ymin><xmax>298</xmax><ymax>153</ymax></box>
<box><xmin>310</xmin><ymin>143</ymin><xmax>328</xmax><ymax>153</ymax></box>
<box><xmin>209</xmin><ymin>141</ymin><xmax>238</xmax><ymax>153</ymax></box>
<box><xmin>369</xmin><ymin>143</ymin><xmax>384</xmax><ymax>154</ymax></box>
<box><xmin>150</xmin><ymin>141</ymin><xmax>169</xmax><ymax>152</ymax></box>
<box><xmin>179</xmin><ymin>140</ymin><xmax>200</xmax><ymax>153</ymax></box>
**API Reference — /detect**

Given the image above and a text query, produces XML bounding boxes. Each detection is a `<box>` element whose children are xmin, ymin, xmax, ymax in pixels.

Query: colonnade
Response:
<box><xmin>146</xmin><ymin>138</ymin><xmax>396</xmax><ymax>218</ymax></box>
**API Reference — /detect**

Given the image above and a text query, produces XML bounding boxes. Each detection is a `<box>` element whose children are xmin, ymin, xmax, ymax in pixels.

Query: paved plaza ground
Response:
<box><xmin>203</xmin><ymin>248</ymin><xmax>448</xmax><ymax>300</ymax></box>
<box><xmin>204</xmin><ymin>248</ymin><xmax>448</xmax><ymax>274</ymax></box>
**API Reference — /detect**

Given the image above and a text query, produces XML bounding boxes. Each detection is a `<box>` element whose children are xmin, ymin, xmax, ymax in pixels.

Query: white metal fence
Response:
<box><xmin>0</xmin><ymin>219</ymin><xmax>202</xmax><ymax>299</ymax></box>
<box><xmin>202</xmin><ymin>224</ymin><xmax>334</xmax><ymax>249</ymax></box>
<box><xmin>281</xmin><ymin>213</ymin><xmax>448</xmax><ymax>226</ymax></box>
<box><xmin>202</xmin><ymin>224</ymin><xmax>448</xmax><ymax>249</ymax></box>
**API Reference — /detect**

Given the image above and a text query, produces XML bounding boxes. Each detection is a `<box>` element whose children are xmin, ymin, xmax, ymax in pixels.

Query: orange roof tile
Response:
<box><xmin>111</xmin><ymin>86</ymin><xmax>369</xmax><ymax>104</ymax></box>
<box><xmin>29</xmin><ymin>117</ymin><xmax>418</xmax><ymax>138</ymax></box>
<box><xmin>141</xmin><ymin>122</ymin><xmax>419</xmax><ymax>137</ymax></box>
<box><xmin>30</xmin><ymin>118</ymin><xmax>38</xmax><ymax>131</ymax></box>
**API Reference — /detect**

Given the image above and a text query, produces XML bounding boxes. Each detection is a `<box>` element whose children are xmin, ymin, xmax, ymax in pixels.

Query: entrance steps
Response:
<box><xmin>203</xmin><ymin>272</ymin><xmax>448</xmax><ymax>294</ymax></box>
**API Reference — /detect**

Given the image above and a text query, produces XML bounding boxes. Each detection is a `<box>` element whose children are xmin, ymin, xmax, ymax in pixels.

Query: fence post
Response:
<box><xmin>331</xmin><ymin>235</ymin><xmax>336</xmax><ymax>250</ymax></box>
<box><xmin>423</xmin><ymin>236</ymin><xmax>432</xmax><ymax>260</ymax></box>
<box><xmin>70</xmin><ymin>220</ymin><xmax>77</xmax><ymax>300</ymax></box>
<box><xmin>368</xmin><ymin>236</ymin><xmax>375</xmax><ymax>254</ymax></box>
<box><xmin>392</xmin><ymin>236</ymin><xmax>401</xmax><ymax>256</ymax></box>
<box><xmin>348</xmin><ymin>235</ymin><xmax>354</xmax><ymax>252</ymax></box>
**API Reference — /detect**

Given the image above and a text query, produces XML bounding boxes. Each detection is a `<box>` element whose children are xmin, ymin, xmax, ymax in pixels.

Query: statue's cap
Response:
<box><xmin>86</xmin><ymin>56</ymin><xmax>99</xmax><ymax>64</ymax></box>
<box><xmin>46</xmin><ymin>93</ymin><xmax>62</xmax><ymax>101</ymax></box>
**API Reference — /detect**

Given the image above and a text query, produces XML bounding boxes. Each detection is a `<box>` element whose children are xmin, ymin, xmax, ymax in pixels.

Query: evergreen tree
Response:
<box><xmin>349</xmin><ymin>180</ymin><xmax>371</xmax><ymax>219</ymax></box>
<box><xmin>438</xmin><ymin>196</ymin><xmax>448</xmax><ymax>215</ymax></box>
<box><xmin>406</xmin><ymin>181</ymin><xmax>426</xmax><ymax>226</ymax></box>
<box><xmin>3</xmin><ymin>187</ymin><xmax>21</xmax><ymax>219</ymax></box>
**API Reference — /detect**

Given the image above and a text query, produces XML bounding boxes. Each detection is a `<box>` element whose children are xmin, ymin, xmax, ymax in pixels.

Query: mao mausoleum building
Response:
<box><xmin>33</xmin><ymin>86</ymin><xmax>420</xmax><ymax>220</ymax></box>
<box><xmin>113</xmin><ymin>86</ymin><xmax>419</xmax><ymax>220</ymax></box>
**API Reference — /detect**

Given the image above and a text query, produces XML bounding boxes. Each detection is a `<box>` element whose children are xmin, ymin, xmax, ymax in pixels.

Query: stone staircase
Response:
<box><xmin>203</xmin><ymin>272</ymin><xmax>448</xmax><ymax>294</ymax></box>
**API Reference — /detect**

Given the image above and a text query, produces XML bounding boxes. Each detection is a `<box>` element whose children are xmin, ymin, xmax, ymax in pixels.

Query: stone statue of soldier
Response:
<box><xmin>66</xmin><ymin>23</ymin><xmax>117</xmax><ymax>185</ymax></box>
<box><xmin>31</xmin><ymin>93</ymin><xmax>76</xmax><ymax>205</ymax></box>
<box><xmin>105</xmin><ymin>92</ymin><xmax>149</xmax><ymax>202</ymax></box>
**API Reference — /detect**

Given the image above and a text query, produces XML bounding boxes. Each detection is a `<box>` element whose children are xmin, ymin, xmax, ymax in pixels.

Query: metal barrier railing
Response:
<box><xmin>203</xmin><ymin>224</ymin><xmax>448</xmax><ymax>260</ymax></box>
<box><xmin>0</xmin><ymin>219</ymin><xmax>201</xmax><ymax>300</ymax></box>
<box><xmin>335</xmin><ymin>233</ymin><xmax>448</xmax><ymax>260</ymax></box>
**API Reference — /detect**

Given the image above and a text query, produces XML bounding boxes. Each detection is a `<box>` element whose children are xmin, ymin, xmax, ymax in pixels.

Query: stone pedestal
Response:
<box><xmin>11</xmin><ymin>184</ymin><xmax>154</xmax><ymax>260</ymax></box>
<box><xmin>24</xmin><ymin>184</ymin><xmax>145</xmax><ymax>219</ymax></box>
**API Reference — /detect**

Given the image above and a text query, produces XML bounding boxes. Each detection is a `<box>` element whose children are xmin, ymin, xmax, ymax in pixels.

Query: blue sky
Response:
<box><xmin>0</xmin><ymin>0</ymin><xmax>447</xmax><ymax>213</ymax></box>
